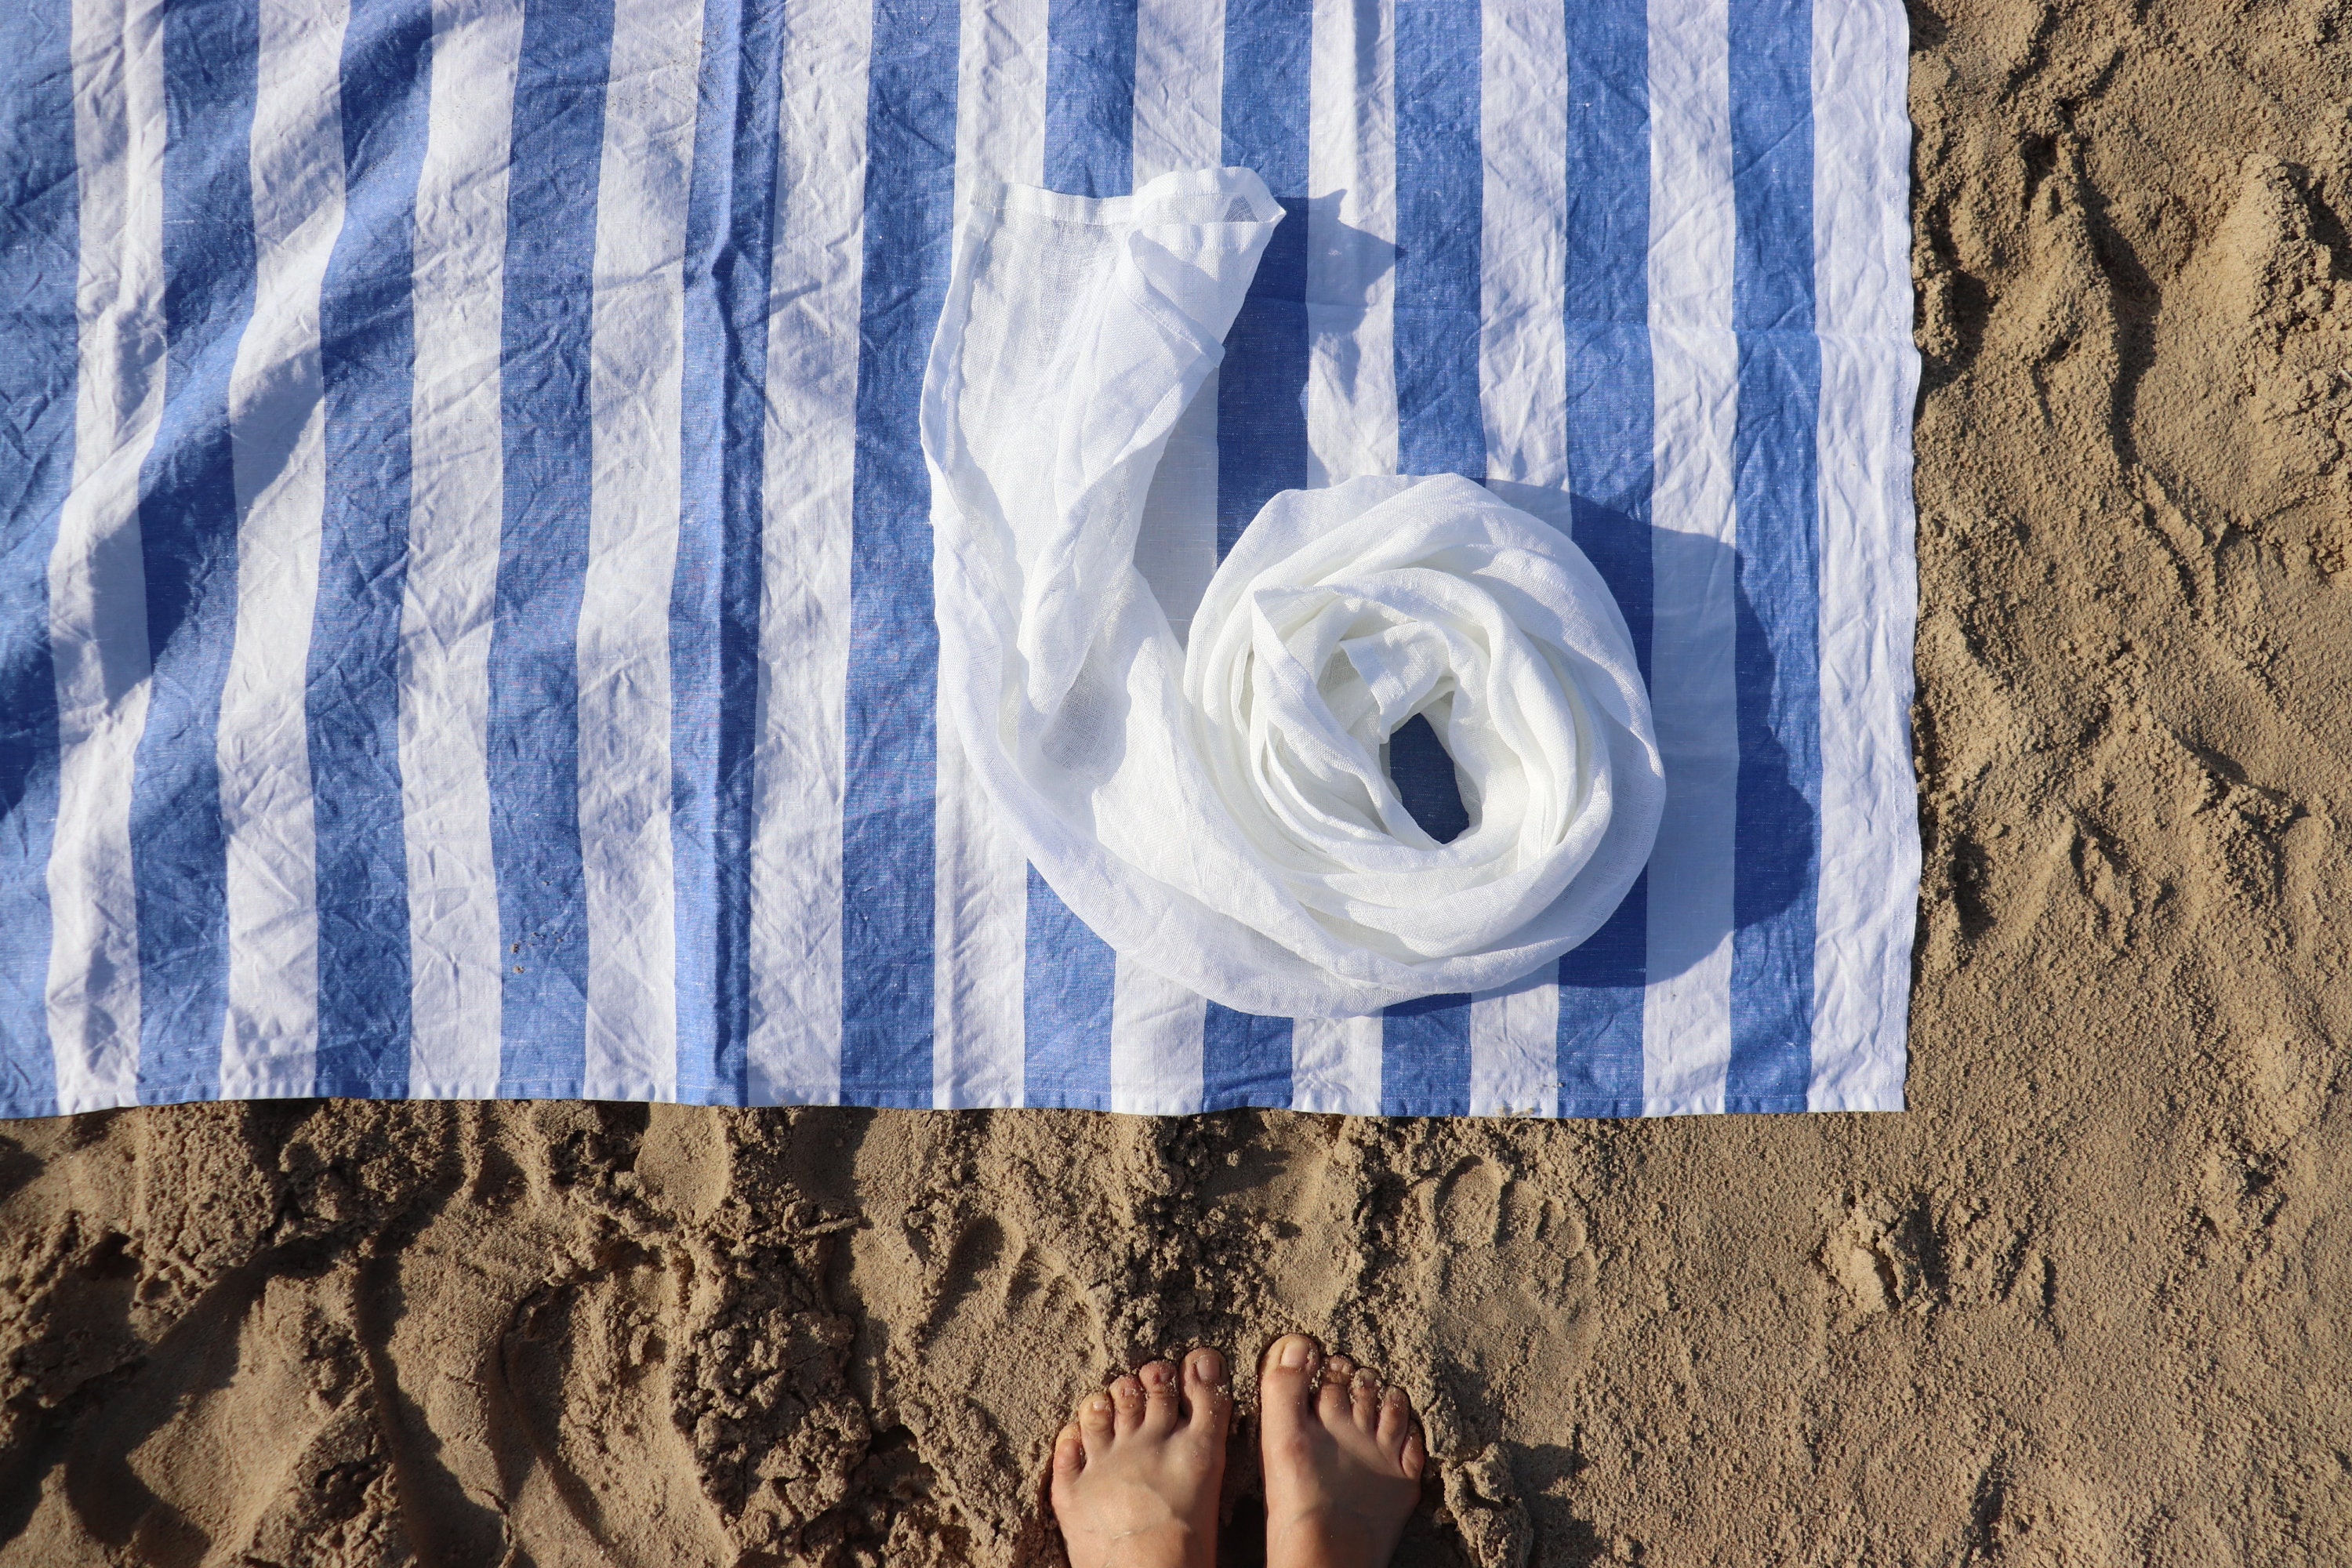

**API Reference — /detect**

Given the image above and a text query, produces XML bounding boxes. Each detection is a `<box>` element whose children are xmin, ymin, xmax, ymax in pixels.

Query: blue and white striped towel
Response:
<box><xmin>0</xmin><ymin>0</ymin><xmax>1918</xmax><ymax>1120</ymax></box>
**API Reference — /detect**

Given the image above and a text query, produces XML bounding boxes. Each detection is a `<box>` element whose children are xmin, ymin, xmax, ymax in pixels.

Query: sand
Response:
<box><xmin>5</xmin><ymin>3</ymin><xmax>2350</xmax><ymax>1563</ymax></box>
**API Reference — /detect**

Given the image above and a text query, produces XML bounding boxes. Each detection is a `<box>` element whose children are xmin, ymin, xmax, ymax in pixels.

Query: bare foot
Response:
<box><xmin>1051</xmin><ymin>1348</ymin><xmax>1231</xmax><ymax>1568</ymax></box>
<box><xmin>1258</xmin><ymin>1334</ymin><xmax>1426</xmax><ymax>1568</ymax></box>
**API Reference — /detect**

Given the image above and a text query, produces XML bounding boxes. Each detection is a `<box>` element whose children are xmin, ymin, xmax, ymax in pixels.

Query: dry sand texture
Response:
<box><xmin>5</xmin><ymin>2</ymin><xmax>2352</xmax><ymax>1563</ymax></box>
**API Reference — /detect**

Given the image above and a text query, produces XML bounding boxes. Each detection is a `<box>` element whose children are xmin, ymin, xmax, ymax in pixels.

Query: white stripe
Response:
<box><xmin>575</xmin><ymin>0</ymin><xmax>700</xmax><ymax>1098</ymax></box>
<box><xmin>1298</xmin><ymin>0</ymin><xmax>1394</xmax><ymax>1113</ymax></box>
<box><xmin>1469</xmin><ymin>978</ymin><xmax>1559</xmax><ymax>1117</ymax></box>
<box><xmin>1109</xmin><ymin>959</ymin><xmax>1207</xmax><ymax>1114</ymax></box>
<box><xmin>1132</xmin><ymin>0</ymin><xmax>1224</xmax><ymax>178</ymax></box>
<box><xmin>47</xmin><ymin>0</ymin><xmax>167</xmax><ymax>1112</ymax></box>
<box><xmin>214</xmin><ymin>0</ymin><xmax>350</xmax><ymax>1098</ymax></box>
<box><xmin>1810</xmin><ymin>0</ymin><xmax>1912</xmax><ymax>343</ymax></box>
<box><xmin>1291</xmin><ymin>1015</ymin><xmax>1382</xmax><ymax>1115</ymax></box>
<box><xmin>1639</xmin><ymin>0</ymin><xmax>1739</xmax><ymax>1116</ymax></box>
<box><xmin>1112</xmin><ymin>0</ymin><xmax>1225</xmax><ymax>1114</ymax></box>
<box><xmin>1808</xmin><ymin>0</ymin><xmax>1915</xmax><ymax>1112</ymax></box>
<box><xmin>931</xmin><ymin>0</ymin><xmax>1049</xmax><ymax>1109</ymax></box>
<box><xmin>932</xmin><ymin>724</ymin><xmax>1028</xmax><ymax>1109</ymax></box>
<box><xmin>1305</xmin><ymin>0</ymin><xmax>1396</xmax><ymax>487</ymax></box>
<box><xmin>1477</xmin><ymin>0</ymin><xmax>1569</xmax><ymax>504</ymax></box>
<box><xmin>746</xmin><ymin>0</ymin><xmax>873</xmax><ymax>1105</ymax></box>
<box><xmin>1470</xmin><ymin>0</ymin><xmax>1570</xmax><ymax>1115</ymax></box>
<box><xmin>954</xmin><ymin>0</ymin><xmax>1046</xmax><ymax>224</ymax></box>
<box><xmin>400</xmin><ymin>0</ymin><xmax>524</xmax><ymax>1097</ymax></box>
<box><xmin>1129</xmin><ymin>0</ymin><xmax>1225</xmax><ymax>644</ymax></box>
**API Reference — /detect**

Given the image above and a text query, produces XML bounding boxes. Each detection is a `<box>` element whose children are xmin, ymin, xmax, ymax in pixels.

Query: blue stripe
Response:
<box><xmin>1024</xmin><ymin>0</ymin><xmax>1135</xmax><ymax>1092</ymax></box>
<box><xmin>1385</xmin><ymin>0</ymin><xmax>1484</xmax><ymax>1107</ymax></box>
<box><xmin>1204</xmin><ymin>0</ymin><xmax>1314</xmax><ymax>1106</ymax></box>
<box><xmin>1383</xmin><ymin>992</ymin><xmax>1473</xmax><ymax>1116</ymax></box>
<box><xmin>487</xmin><ymin>0</ymin><xmax>616</xmax><ymax>1094</ymax></box>
<box><xmin>0</xmin><ymin>5</ymin><xmax>77</xmax><ymax>1116</ymax></box>
<box><xmin>1555</xmin><ymin>0</ymin><xmax>1653</xmax><ymax>1116</ymax></box>
<box><xmin>1023</xmin><ymin>867</ymin><xmax>1116</xmax><ymax>1109</ymax></box>
<box><xmin>1044</xmin><ymin>0</ymin><xmax>1137</xmax><ymax>198</ymax></box>
<box><xmin>1555</xmin><ymin>889</ymin><xmax>1645</xmax><ymax>1116</ymax></box>
<box><xmin>1392</xmin><ymin>0</ymin><xmax>1484</xmax><ymax>481</ymax></box>
<box><xmin>1386</xmin><ymin>716</ymin><xmax>1468</xmax><ymax>843</ymax></box>
<box><xmin>128</xmin><ymin>0</ymin><xmax>264</xmax><ymax>1103</ymax></box>
<box><xmin>838</xmin><ymin>0</ymin><xmax>958</xmax><ymax>1108</ymax></box>
<box><xmin>1202</xmin><ymin>1007</ymin><xmax>1294</xmax><ymax>1110</ymax></box>
<box><xmin>1214</xmin><ymin>0</ymin><xmax>1311</xmax><ymax>539</ymax></box>
<box><xmin>1725</xmin><ymin>0</ymin><xmax>1820</xmax><ymax>1110</ymax></box>
<box><xmin>1219</xmin><ymin>1</ymin><xmax>1310</xmax><ymax>194</ymax></box>
<box><xmin>673</xmin><ymin>0</ymin><xmax>785</xmax><ymax>1105</ymax></box>
<box><xmin>1214</xmin><ymin>202</ymin><xmax>1307</xmax><ymax>572</ymax></box>
<box><xmin>308</xmin><ymin>0</ymin><xmax>434</xmax><ymax>1097</ymax></box>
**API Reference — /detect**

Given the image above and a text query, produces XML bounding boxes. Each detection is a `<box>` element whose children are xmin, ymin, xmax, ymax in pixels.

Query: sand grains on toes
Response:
<box><xmin>1051</xmin><ymin>1348</ymin><xmax>1232</xmax><ymax>1568</ymax></box>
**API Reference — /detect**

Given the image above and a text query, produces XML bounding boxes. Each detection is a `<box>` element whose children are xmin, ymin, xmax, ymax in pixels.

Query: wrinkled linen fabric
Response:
<box><xmin>0</xmin><ymin>0</ymin><xmax>1918</xmax><ymax>1120</ymax></box>
<box><xmin>923</xmin><ymin>169</ymin><xmax>1664</xmax><ymax>1018</ymax></box>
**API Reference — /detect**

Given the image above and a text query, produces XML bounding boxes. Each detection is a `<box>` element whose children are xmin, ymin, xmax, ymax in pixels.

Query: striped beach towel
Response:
<box><xmin>0</xmin><ymin>0</ymin><xmax>1918</xmax><ymax>1120</ymax></box>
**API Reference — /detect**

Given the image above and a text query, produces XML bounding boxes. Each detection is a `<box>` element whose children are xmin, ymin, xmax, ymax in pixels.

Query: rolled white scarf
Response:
<box><xmin>922</xmin><ymin>167</ymin><xmax>1664</xmax><ymax>1018</ymax></box>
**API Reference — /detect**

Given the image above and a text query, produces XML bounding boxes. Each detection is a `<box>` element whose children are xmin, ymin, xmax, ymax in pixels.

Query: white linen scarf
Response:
<box><xmin>922</xmin><ymin>167</ymin><xmax>1664</xmax><ymax>1018</ymax></box>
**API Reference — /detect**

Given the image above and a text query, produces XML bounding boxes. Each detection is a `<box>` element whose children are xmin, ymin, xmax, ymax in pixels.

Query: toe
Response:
<box><xmin>1138</xmin><ymin>1359</ymin><xmax>1182</xmax><ymax>1435</ymax></box>
<box><xmin>1047</xmin><ymin>1421</ymin><xmax>1087</xmax><ymax>1534</ymax></box>
<box><xmin>1077</xmin><ymin>1391</ymin><xmax>1115</xmax><ymax>1461</ymax></box>
<box><xmin>1350</xmin><ymin>1370</ymin><xmax>1381</xmax><ymax>1430</ymax></box>
<box><xmin>1316</xmin><ymin>1356</ymin><xmax>1356</xmax><ymax>1425</ymax></box>
<box><xmin>1182</xmin><ymin>1347</ymin><xmax>1231</xmax><ymax>1436</ymax></box>
<box><xmin>1260</xmin><ymin>1335</ymin><xmax>1322</xmax><ymax>1396</ymax></box>
<box><xmin>1109</xmin><ymin>1374</ymin><xmax>1147</xmax><ymax>1437</ymax></box>
<box><xmin>1401</xmin><ymin>1424</ymin><xmax>1428</xmax><ymax>1482</ymax></box>
<box><xmin>1259</xmin><ymin>1334</ymin><xmax>1323</xmax><ymax>1426</ymax></box>
<box><xmin>1377</xmin><ymin>1385</ymin><xmax>1414</xmax><ymax>1454</ymax></box>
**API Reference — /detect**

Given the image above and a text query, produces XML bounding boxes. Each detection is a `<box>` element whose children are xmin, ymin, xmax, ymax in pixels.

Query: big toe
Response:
<box><xmin>1259</xmin><ymin>1334</ymin><xmax>1323</xmax><ymax>1432</ymax></box>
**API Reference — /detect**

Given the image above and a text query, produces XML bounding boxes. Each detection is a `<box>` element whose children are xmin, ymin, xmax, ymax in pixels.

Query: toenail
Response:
<box><xmin>1279</xmin><ymin>1337</ymin><xmax>1313</xmax><ymax>1369</ymax></box>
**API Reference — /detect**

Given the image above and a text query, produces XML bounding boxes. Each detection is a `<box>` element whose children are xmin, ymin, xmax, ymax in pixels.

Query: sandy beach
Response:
<box><xmin>5</xmin><ymin>2</ymin><xmax>2350</xmax><ymax>1563</ymax></box>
